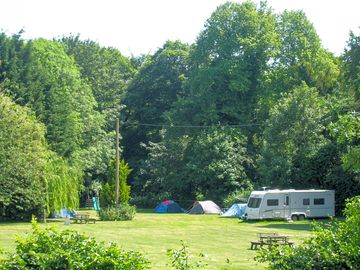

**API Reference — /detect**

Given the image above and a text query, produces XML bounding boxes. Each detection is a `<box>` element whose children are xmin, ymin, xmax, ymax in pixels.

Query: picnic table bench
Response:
<box><xmin>72</xmin><ymin>213</ymin><xmax>96</xmax><ymax>224</ymax></box>
<box><xmin>250</xmin><ymin>233</ymin><xmax>294</xmax><ymax>250</ymax></box>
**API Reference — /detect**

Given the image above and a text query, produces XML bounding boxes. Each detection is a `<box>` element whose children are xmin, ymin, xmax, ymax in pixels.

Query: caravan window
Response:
<box><xmin>267</xmin><ymin>199</ymin><xmax>279</xmax><ymax>206</ymax></box>
<box><xmin>248</xmin><ymin>197</ymin><xmax>262</xmax><ymax>208</ymax></box>
<box><xmin>303</xmin><ymin>199</ymin><xmax>310</xmax><ymax>205</ymax></box>
<box><xmin>314</xmin><ymin>198</ymin><xmax>325</xmax><ymax>205</ymax></box>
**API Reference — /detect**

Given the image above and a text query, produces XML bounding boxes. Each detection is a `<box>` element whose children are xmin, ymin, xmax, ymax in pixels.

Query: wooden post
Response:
<box><xmin>115</xmin><ymin>118</ymin><xmax>120</xmax><ymax>206</ymax></box>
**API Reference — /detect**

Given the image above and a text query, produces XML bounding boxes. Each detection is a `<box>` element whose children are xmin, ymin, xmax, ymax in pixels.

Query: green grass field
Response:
<box><xmin>0</xmin><ymin>211</ymin><xmax>315</xmax><ymax>269</ymax></box>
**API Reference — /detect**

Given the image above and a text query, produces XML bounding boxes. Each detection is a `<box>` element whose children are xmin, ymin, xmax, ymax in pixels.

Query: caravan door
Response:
<box><xmin>283</xmin><ymin>193</ymin><xmax>290</xmax><ymax>219</ymax></box>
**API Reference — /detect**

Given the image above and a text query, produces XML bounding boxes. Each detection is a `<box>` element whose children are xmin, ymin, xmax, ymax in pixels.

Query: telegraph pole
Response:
<box><xmin>115</xmin><ymin>118</ymin><xmax>120</xmax><ymax>206</ymax></box>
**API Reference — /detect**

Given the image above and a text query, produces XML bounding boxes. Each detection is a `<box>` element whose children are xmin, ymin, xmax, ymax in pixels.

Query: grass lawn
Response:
<box><xmin>0</xmin><ymin>211</ymin><xmax>315</xmax><ymax>270</ymax></box>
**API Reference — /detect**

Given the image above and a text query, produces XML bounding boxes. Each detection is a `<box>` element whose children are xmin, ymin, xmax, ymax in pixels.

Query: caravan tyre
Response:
<box><xmin>291</xmin><ymin>215</ymin><xmax>299</xmax><ymax>221</ymax></box>
<box><xmin>298</xmin><ymin>214</ymin><xmax>305</xmax><ymax>221</ymax></box>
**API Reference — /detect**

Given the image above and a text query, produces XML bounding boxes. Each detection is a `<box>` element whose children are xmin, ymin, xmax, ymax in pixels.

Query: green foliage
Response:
<box><xmin>0</xmin><ymin>94</ymin><xmax>47</xmax><ymax>220</ymax></box>
<box><xmin>167</xmin><ymin>241</ymin><xmax>207</xmax><ymax>270</ymax></box>
<box><xmin>223</xmin><ymin>189</ymin><xmax>252</xmax><ymax>208</ymax></box>
<box><xmin>98</xmin><ymin>204</ymin><xmax>137</xmax><ymax>221</ymax></box>
<box><xmin>342</xmin><ymin>30</ymin><xmax>360</xmax><ymax>99</ymax></box>
<box><xmin>174</xmin><ymin>1</ymin><xmax>278</xmax><ymax>126</ymax></box>
<box><xmin>44</xmin><ymin>152</ymin><xmax>82</xmax><ymax>213</ymax></box>
<box><xmin>103</xmin><ymin>159</ymin><xmax>132</xmax><ymax>206</ymax></box>
<box><xmin>100</xmin><ymin>182</ymin><xmax>115</xmax><ymax>208</ymax></box>
<box><xmin>0</xmin><ymin>217</ymin><xmax>150</xmax><ymax>269</ymax></box>
<box><xmin>258</xmin><ymin>84</ymin><xmax>328</xmax><ymax>187</ymax></box>
<box><xmin>61</xmin><ymin>35</ymin><xmax>135</xmax><ymax>122</ymax></box>
<box><xmin>330</xmin><ymin>111</ymin><xmax>360</xmax><ymax>172</ymax></box>
<box><xmin>142</xmin><ymin>128</ymin><xmax>252</xmax><ymax>204</ymax></box>
<box><xmin>255</xmin><ymin>196</ymin><xmax>360</xmax><ymax>269</ymax></box>
<box><xmin>123</xmin><ymin>41</ymin><xmax>190</xmax><ymax>192</ymax></box>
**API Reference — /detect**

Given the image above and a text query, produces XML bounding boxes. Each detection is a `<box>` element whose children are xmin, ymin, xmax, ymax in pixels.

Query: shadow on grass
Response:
<box><xmin>137</xmin><ymin>208</ymin><xmax>154</xmax><ymax>214</ymax></box>
<box><xmin>257</xmin><ymin>223</ymin><xmax>313</xmax><ymax>231</ymax></box>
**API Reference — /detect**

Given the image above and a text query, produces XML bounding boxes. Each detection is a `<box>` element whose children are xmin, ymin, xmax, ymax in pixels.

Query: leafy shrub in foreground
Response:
<box><xmin>255</xmin><ymin>196</ymin><xmax>360</xmax><ymax>269</ymax></box>
<box><xmin>0</xmin><ymin>218</ymin><xmax>150</xmax><ymax>270</ymax></box>
<box><xmin>167</xmin><ymin>241</ymin><xmax>207</xmax><ymax>270</ymax></box>
<box><xmin>98</xmin><ymin>203</ymin><xmax>137</xmax><ymax>221</ymax></box>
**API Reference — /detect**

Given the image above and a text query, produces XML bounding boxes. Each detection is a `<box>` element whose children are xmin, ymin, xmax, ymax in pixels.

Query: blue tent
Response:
<box><xmin>58</xmin><ymin>208</ymin><xmax>75</xmax><ymax>218</ymax></box>
<box><xmin>222</xmin><ymin>203</ymin><xmax>247</xmax><ymax>217</ymax></box>
<box><xmin>154</xmin><ymin>200</ymin><xmax>185</xmax><ymax>213</ymax></box>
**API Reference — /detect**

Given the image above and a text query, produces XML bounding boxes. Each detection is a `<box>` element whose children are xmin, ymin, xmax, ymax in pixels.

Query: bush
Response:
<box><xmin>0</xmin><ymin>218</ymin><xmax>150</xmax><ymax>270</ymax></box>
<box><xmin>255</xmin><ymin>195</ymin><xmax>360</xmax><ymax>269</ymax></box>
<box><xmin>98</xmin><ymin>204</ymin><xmax>137</xmax><ymax>221</ymax></box>
<box><xmin>223</xmin><ymin>188</ymin><xmax>252</xmax><ymax>208</ymax></box>
<box><xmin>167</xmin><ymin>241</ymin><xmax>207</xmax><ymax>270</ymax></box>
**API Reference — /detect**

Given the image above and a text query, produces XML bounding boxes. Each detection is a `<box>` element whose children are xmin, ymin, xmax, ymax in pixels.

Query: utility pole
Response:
<box><xmin>115</xmin><ymin>118</ymin><xmax>120</xmax><ymax>206</ymax></box>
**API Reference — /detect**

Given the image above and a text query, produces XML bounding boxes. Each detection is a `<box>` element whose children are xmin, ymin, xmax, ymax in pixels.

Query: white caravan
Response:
<box><xmin>244</xmin><ymin>189</ymin><xmax>335</xmax><ymax>221</ymax></box>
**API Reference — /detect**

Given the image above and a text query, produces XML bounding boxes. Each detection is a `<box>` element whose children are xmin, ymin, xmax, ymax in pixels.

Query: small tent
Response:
<box><xmin>154</xmin><ymin>200</ymin><xmax>185</xmax><ymax>213</ymax></box>
<box><xmin>189</xmin><ymin>200</ymin><xmax>222</xmax><ymax>214</ymax></box>
<box><xmin>222</xmin><ymin>203</ymin><xmax>247</xmax><ymax>217</ymax></box>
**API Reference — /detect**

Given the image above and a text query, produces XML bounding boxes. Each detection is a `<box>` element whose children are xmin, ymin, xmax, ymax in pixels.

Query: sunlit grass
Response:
<box><xmin>0</xmin><ymin>211</ymin><xmax>315</xmax><ymax>269</ymax></box>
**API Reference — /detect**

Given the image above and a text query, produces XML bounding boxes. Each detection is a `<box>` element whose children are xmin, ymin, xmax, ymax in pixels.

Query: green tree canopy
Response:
<box><xmin>0</xmin><ymin>94</ymin><xmax>47</xmax><ymax>219</ymax></box>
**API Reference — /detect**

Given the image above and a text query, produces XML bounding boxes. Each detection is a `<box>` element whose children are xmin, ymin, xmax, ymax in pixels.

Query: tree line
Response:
<box><xmin>0</xmin><ymin>1</ymin><xmax>359</xmax><ymax>219</ymax></box>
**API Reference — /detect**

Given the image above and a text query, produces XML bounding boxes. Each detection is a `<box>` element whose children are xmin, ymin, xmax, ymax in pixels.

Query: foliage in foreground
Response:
<box><xmin>98</xmin><ymin>204</ymin><xmax>137</xmax><ymax>221</ymax></box>
<box><xmin>255</xmin><ymin>195</ymin><xmax>360</xmax><ymax>269</ymax></box>
<box><xmin>167</xmin><ymin>241</ymin><xmax>207</xmax><ymax>270</ymax></box>
<box><xmin>0</xmin><ymin>218</ymin><xmax>150</xmax><ymax>270</ymax></box>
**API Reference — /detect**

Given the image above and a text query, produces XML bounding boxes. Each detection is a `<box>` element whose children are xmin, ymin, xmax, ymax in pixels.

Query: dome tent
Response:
<box><xmin>189</xmin><ymin>200</ymin><xmax>222</xmax><ymax>214</ymax></box>
<box><xmin>154</xmin><ymin>200</ymin><xmax>185</xmax><ymax>213</ymax></box>
<box><xmin>222</xmin><ymin>203</ymin><xmax>247</xmax><ymax>217</ymax></box>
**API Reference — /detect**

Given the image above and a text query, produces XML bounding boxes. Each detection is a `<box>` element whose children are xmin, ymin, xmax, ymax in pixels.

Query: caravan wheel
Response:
<box><xmin>298</xmin><ymin>214</ymin><xmax>305</xmax><ymax>221</ymax></box>
<box><xmin>291</xmin><ymin>215</ymin><xmax>299</xmax><ymax>221</ymax></box>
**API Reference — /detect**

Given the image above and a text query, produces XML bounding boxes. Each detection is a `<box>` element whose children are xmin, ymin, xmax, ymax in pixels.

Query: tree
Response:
<box><xmin>330</xmin><ymin>112</ymin><xmax>360</xmax><ymax>172</ymax></box>
<box><xmin>342</xmin><ymin>30</ymin><xmax>360</xmax><ymax>100</ymax></box>
<box><xmin>61</xmin><ymin>35</ymin><xmax>135</xmax><ymax>124</ymax></box>
<box><xmin>122</xmin><ymin>40</ymin><xmax>190</xmax><ymax>191</ymax></box>
<box><xmin>173</xmin><ymin>1</ymin><xmax>278</xmax><ymax>127</ymax></box>
<box><xmin>269</xmin><ymin>10</ymin><xmax>339</xmax><ymax>95</ymax></box>
<box><xmin>101</xmin><ymin>159</ymin><xmax>132</xmax><ymax>206</ymax></box>
<box><xmin>141</xmin><ymin>128</ymin><xmax>252</xmax><ymax>204</ymax></box>
<box><xmin>44</xmin><ymin>152</ymin><xmax>82</xmax><ymax>213</ymax></box>
<box><xmin>0</xmin><ymin>94</ymin><xmax>47</xmax><ymax>219</ymax></box>
<box><xmin>257</xmin><ymin>83</ymin><xmax>328</xmax><ymax>187</ymax></box>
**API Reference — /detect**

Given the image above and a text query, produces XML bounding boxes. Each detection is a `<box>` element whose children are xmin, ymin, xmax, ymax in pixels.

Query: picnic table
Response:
<box><xmin>72</xmin><ymin>213</ymin><xmax>96</xmax><ymax>224</ymax></box>
<box><xmin>250</xmin><ymin>233</ymin><xmax>294</xmax><ymax>250</ymax></box>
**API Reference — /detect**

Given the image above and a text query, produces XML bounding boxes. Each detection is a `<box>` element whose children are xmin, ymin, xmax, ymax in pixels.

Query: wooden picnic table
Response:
<box><xmin>250</xmin><ymin>233</ymin><xmax>294</xmax><ymax>250</ymax></box>
<box><xmin>72</xmin><ymin>213</ymin><xmax>96</xmax><ymax>224</ymax></box>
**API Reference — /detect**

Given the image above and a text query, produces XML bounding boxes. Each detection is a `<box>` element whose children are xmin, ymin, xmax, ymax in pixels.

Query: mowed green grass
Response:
<box><xmin>0</xmin><ymin>211</ymin><xmax>314</xmax><ymax>269</ymax></box>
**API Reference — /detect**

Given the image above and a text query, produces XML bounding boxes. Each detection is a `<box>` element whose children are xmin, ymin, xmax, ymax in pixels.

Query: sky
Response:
<box><xmin>1</xmin><ymin>0</ymin><xmax>359</xmax><ymax>56</ymax></box>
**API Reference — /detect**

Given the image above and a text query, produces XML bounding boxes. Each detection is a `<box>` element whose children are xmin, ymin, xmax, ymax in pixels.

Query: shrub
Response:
<box><xmin>167</xmin><ymin>241</ymin><xmax>207</xmax><ymax>270</ymax></box>
<box><xmin>98</xmin><ymin>204</ymin><xmax>137</xmax><ymax>221</ymax></box>
<box><xmin>0</xmin><ymin>218</ymin><xmax>150</xmax><ymax>270</ymax></box>
<box><xmin>223</xmin><ymin>188</ymin><xmax>252</xmax><ymax>208</ymax></box>
<box><xmin>255</xmin><ymin>195</ymin><xmax>360</xmax><ymax>269</ymax></box>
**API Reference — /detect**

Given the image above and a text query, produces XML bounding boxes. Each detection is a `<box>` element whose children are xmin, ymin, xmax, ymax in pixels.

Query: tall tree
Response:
<box><xmin>0</xmin><ymin>94</ymin><xmax>47</xmax><ymax>219</ymax></box>
<box><xmin>257</xmin><ymin>84</ymin><xmax>328</xmax><ymax>187</ymax></box>
<box><xmin>61</xmin><ymin>35</ymin><xmax>135</xmax><ymax>125</ymax></box>
<box><xmin>122</xmin><ymin>40</ymin><xmax>190</xmax><ymax>190</ymax></box>
<box><xmin>171</xmin><ymin>1</ymin><xmax>279</xmax><ymax>127</ymax></box>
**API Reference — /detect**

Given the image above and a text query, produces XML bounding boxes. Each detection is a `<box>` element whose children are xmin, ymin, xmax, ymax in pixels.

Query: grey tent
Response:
<box><xmin>189</xmin><ymin>200</ymin><xmax>222</xmax><ymax>214</ymax></box>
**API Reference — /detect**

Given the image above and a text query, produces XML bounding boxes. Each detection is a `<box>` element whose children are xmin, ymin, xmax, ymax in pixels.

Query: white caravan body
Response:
<box><xmin>244</xmin><ymin>189</ymin><xmax>335</xmax><ymax>221</ymax></box>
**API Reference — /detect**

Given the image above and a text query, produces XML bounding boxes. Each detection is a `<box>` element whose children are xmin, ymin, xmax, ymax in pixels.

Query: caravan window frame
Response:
<box><xmin>248</xmin><ymin>197</ymin><xmax>262</xmax><ymax>208</ymax></box>
<box><xmin>266</xmin><ymin>199</ymin><xmax>279</xmax><ymax>206</ymax></box>
<box><xmin>303</xmin><ymin>198</ymin><xmax>310</xmax><ymax>205</ymax></box>
<box><xmin>314</xmin><ymin>198</ymin><xmax>325</xmax><ymax>205</ymax></box>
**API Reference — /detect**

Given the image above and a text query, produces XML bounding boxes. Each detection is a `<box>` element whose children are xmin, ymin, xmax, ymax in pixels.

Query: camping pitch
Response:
<box><xmin>154</xmin><ymin>200</ymin><xmax>185</xmax><ymax>213</ymax></box>
<box><xmin>189</xmin><ymin>200</ymin><xmax>222</xmax><ymax>214</ymax></box>
<box><xmin>222</xmin><ymin>203</ymin><xmax>247</xmax><ymax>217</ymax></box>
